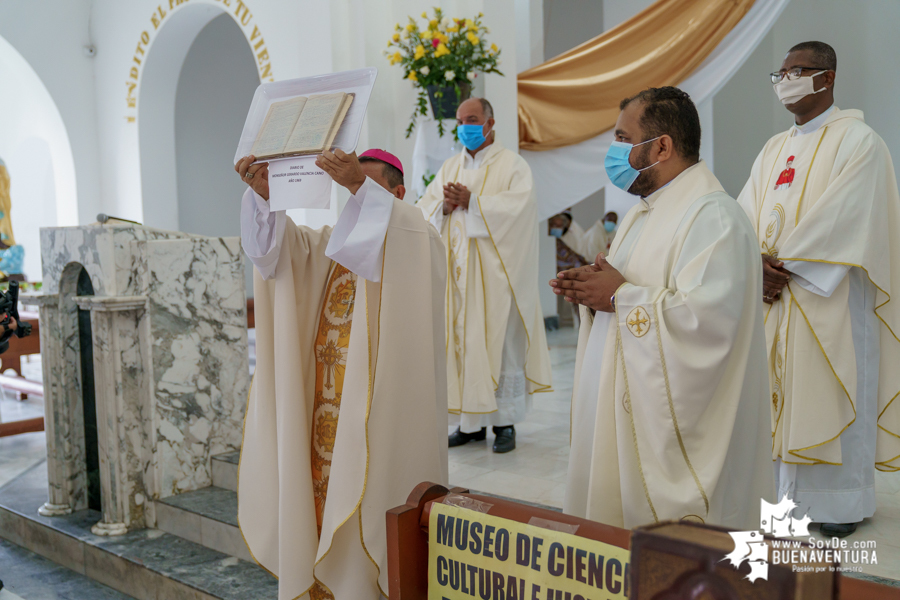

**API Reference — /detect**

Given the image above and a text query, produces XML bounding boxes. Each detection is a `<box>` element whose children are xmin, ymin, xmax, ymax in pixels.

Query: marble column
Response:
<box><xmin>23</xmin><ymin>291</ymin><xmax>87</xmax><ymax>517</ymax></box>
<box><xmin>75</xmin><ymin>295</ymin><xmax>151</xmax><ymax>536</ymax></box>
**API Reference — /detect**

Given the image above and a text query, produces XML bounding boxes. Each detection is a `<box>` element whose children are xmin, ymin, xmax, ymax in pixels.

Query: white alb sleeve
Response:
<box><xmin>428</xmin><ymin>204</ymin><xmax>447</xmax><ymax>233</ymax></box>
<box><xmin>782</xmin><ymin>260</ymin><xmax>850</xmax><ymax>298</ymax></box>
<box><xmin>325</xmin><ymin>177</ymin><xmax>395</xmax><ymax>282</ymax></box>
<box><xmin>463</xmin><ymin>194</ymin><xmax>489</xmax><ymax>238</ymax></box>
<box><xmin>240</xmin><ymin>187</ymin><xmax>285</xmax><ymax>280</ymax></box>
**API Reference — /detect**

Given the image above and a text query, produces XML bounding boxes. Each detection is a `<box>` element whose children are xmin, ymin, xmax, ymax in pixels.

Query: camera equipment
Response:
<box><xmin>0</xmin><ymin>280</ymin><xmax>32</xmax><ymax>354</ymax></box>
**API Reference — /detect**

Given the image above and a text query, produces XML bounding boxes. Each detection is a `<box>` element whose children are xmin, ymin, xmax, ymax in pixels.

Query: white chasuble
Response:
<box><xmin>566</xmin><ymin>161</ymin><xmax>774</xmax><ymax>530</ymax></box>
<box><xmin>238</xmin><ymin>200</ymin><xmax>448</xmax><ymax>600</ymax></box>
<box><xmin>737</xmin><ymin>109</ymin><xmax>900</xmax><ymax>475</ymax></box>
<box><xmin>416</xmin><ymin>142</ymin><xmax>552</xmax><ymax>417</ymax></box>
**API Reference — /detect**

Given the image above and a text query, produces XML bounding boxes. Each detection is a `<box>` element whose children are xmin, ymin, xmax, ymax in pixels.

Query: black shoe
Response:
<box><xmin>492</xmin><ymin>426</ymin><xmax>516</xmax><ymax>453</ymax></box>
<box><xmin>820</xmin><ymin>522</ymin><xmax>859</xmax><ymax>538</ymax></box>
<box><xmin>449</xmin><ymin>427</ymin><xmax>486</xmax><ymax>447</ymax></box>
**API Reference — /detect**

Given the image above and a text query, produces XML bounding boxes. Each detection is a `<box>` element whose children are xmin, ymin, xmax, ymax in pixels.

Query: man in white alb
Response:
<box><xmin>737</xmin><ymin>41</ymin><xmax>900</xmax><ymax>538</ymax></box>
<box><xmin>554</xmin><ymin>87</ymin><xmax>773</xmax><ymax>530</ymax></box>
<box><xmin>416</xmin><ymin>97</ymin><xmax>552</xmax><ymax>454</ymax></box>
<box><xmin>235</xmin><ymin>149</ymin><xmax>448</xmax><ymax>600</ymax></box>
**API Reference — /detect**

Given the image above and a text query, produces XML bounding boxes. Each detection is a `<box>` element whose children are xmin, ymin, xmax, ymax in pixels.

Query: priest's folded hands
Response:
<box><xmin>549</xmin><ymin>253</ymin><xmax>627</xmax><ymax>312</ymax></box>
<box><xmin>442</xmin><ymin>181</ymin><xmax>471</xmax><ymax>214</ymax></box>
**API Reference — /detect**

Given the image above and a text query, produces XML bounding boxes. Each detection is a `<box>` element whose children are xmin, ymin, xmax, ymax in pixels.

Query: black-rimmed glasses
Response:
<box><xmin>770</xmin><ymin>67</ymin><xmax>830</xmax><ymax>84</ymax></box>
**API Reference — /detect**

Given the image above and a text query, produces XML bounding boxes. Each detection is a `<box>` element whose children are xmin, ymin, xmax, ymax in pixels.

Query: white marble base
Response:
<box><xmin>37</xmin><ymin>502</ymin><xmax>72</xmax><ymax>517</ymax></box>
<box><xmin>91</xmin><ymin>521</ymin><xmax>128</xmax><ymax>536</ymax></box>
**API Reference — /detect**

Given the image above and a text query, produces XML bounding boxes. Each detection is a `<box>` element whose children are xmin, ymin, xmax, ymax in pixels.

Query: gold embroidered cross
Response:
<box><xmin>626</xmin><ymin>307</ymin><xmax>650</xmax><ymax>338</ymax></box>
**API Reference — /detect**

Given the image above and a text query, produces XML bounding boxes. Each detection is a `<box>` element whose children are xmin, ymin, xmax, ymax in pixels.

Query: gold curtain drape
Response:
<box><xmin>517</xmin><ymin>0</ymin><xmax>754</xmax><ymax>151</ymax></box>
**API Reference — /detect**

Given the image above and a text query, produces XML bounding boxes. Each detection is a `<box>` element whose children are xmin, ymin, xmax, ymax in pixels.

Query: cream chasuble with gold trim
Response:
<box><xmin>737</xmin><ymin>108</ymin><xmax>900</xmax><ymax>474</ymax></box>
<box><xmin>238</xmin><ymin>199</ymin><xmax>448</xmax><ymax>600</ymax></box>
<box><xmin>416</xmin><ymin>141</ymin><xmax>552</xmax><ymax>417</ymax></box>
<box><xmin>566</xmin><ymin>161</ymin><xmax>773</xmax><ymax>530</ymax></box>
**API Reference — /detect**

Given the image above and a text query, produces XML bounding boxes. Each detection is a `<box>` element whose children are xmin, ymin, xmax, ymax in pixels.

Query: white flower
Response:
<box><xmin>444</xmin><ymin>70</ymin><xmax>455</xmax><ymax>81</ymax></box>
<box><xmin>420</xmin><ymin>66</ymin><xmax>430</xmax><ymax>75</ymax></box>
<box><xmin>466</xmin><ymin>71</ymin><xmax>475</xmax><ymax>81</ymax></box>
<box><xmin>441</xmin><ymin>16</ymin><xmax>451</xmax><ymax>27</ymax></box>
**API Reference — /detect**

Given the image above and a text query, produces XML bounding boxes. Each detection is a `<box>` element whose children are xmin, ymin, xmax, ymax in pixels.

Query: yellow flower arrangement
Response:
<box><xmin>385</xmin><ymin>7</ymin><xmax>503</xmax><ymax>138</ymax></box>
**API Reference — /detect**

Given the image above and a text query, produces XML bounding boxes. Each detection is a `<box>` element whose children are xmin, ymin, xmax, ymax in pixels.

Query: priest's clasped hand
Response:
<box><xmin>316</xmin><ymin>149</ymin><xmax>367</xmax><ymax>195</ymax></box>
<box><xmin>550</xmin><ymin>254</ymin><xmax>627</xmax><ymax>313</ymax></box>
<box><xmin>762</xmin><ymin>254</ymin><xmax>791</xmax><ymax>304</ymax></box>
<box><xmin>235</xmin><ymin>155</ymin><xmax>270</xmax><ymax>200</ymax></box>
<box><xmin>442</xmin><ymin>182</ymin><xmax>471</xmax><ymax>214</ymax></box>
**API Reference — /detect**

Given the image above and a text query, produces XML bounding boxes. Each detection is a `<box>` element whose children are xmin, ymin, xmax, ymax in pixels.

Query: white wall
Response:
<box><xmin>0</xmin><ymin>35</ymin><xmax>73</xmax><ymax>280</ymax></box>
<box><xmin>0</xmin><ymin>0</ymin><xmax>99</xmax><ymax>226</ymax></box>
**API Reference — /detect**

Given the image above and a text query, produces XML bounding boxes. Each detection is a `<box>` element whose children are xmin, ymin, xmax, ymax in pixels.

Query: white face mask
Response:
<box><xmin>773</xmin><ymin>70</ymin><xmax>827</xmax><ymax>105</ymax></box>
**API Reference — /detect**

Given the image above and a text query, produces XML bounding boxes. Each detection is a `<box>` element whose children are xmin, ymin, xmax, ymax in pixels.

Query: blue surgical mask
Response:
<box><xmin>604</xmin><ymin>137</ymin><xmax>661</xmax><ymax>192</ymax></box>
<box><xmin>604</xmin><ymin>221</ymin><xmax>616</xmax><ymax>233</ymax></box>
<box><xmin>457</xmin><ymin>124</ymin><xmax>487</xmax><ymax>151</ymax></box>
<box><xmin>549</xmin><ymin>228</ymin><xmax>564</xmax><ymax>238</ymax></box>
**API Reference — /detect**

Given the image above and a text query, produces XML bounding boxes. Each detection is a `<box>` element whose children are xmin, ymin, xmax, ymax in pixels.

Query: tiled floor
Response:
<box><xmin>446</xmin><ymin>326</ymin><xmax>578</xmax><ymax>510</ymax></box>
<box><xmin>3</xmin><ymin>328</ymin><xmax>900</xmax><ymax>581</ymax></box>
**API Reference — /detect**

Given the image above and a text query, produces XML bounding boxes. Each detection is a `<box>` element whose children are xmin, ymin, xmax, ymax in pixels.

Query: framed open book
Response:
<box><xmin>234</xmin><ymin>68</ymin><xmax>377</xmax><ymax>166</ymax></box>
<box><xmin>249</xmin><ymin>92</ymin><xmax>355</xmax><ymax>160</ymax></box>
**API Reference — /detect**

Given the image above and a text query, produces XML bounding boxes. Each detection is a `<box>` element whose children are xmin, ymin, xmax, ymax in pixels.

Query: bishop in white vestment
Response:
<box><xmin>555</xmin><ymin>87</ymin><xmax>773</xmax><ymax>530</ymax></box>
<box><xmin>417</xmin><ymin>98</ymin><xmax>552</xmax><ymax>453</ymax></box>
<box><xmin>235</xmin><ymin>150</ymin><xmax>448</xmax><ymax>599</ymax></box>
<box><xmin>737</xmin><ymin>42</ymin><xmax>900</xmax><ymax>536</ymax></box>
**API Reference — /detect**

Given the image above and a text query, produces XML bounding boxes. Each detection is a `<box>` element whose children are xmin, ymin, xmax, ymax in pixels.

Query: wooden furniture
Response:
<box><xmin>631</xmin><ymin>521</ymin><xmax>835</xmax><ymax>600</ymax></box>
<box><xmin>386</xmin><ymin>482</ymin><xmax>900</xmax><ymax>600</ymax></box>
<box><xmin>0</xmin><ymin>416</ymin><xmax>43</xmax><ymax>438</ymax></box>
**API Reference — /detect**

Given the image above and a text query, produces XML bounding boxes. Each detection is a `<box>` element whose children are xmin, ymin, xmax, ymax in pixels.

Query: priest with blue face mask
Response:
<box><xmin>552</xmin><ymin>86</ymin><xmax>773</xmax><ymax>530</ymax></box>
<box><xmin>416</xmin><ymin>97</ymin><xmax>552</xmax><ymax>454</ymax></box>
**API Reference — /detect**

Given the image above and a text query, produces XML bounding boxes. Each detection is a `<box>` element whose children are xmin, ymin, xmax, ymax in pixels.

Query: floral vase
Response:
<box><xmin>426</xmin><ymin>83</ymin><xmax>472</xmax><ymax>120</ymax></box>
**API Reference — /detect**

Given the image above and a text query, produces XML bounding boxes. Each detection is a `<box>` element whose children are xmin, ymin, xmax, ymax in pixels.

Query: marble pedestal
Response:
<box><xmin>29</xmin><ymin>223</ymin><xmax>249</xmax><ymax>534</ymax></box>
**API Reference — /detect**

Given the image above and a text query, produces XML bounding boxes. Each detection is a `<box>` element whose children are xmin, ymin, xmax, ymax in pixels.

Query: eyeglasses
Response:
<box><xmin>770</xmin><ymin>67</ymin><xmax>830</xmax><ymax>84</ymax></box>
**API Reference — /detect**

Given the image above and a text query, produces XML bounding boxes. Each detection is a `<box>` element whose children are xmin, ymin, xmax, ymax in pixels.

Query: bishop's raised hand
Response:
<box><xmin>235</xmin><ymin>155</ymin><xmax>270</xmax><ymax>200</ymax></box>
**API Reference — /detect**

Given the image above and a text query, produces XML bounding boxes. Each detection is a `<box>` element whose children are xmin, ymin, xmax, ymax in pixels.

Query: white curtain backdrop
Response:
<box><xmin>523</xmin><ymin>0</ymin><xmax>791</xmax><ymax>220</ymax></box>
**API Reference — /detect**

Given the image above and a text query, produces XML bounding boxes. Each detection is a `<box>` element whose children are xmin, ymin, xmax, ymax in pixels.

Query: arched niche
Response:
<box><xmin>0</xmin><ymin>34</ymin><xmax>77</xmax><ymax>280</ymax></box>
<box><xmin>139</xmin><ymin>4</ymin><xmax>259</xmax><ymax>234</ymax></box>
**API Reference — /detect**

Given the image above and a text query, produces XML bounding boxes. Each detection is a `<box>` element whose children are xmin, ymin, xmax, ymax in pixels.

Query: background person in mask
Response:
<box><xmin>549</xmin><ymin>211</ymin><xmax>589</xmax><ymax>271</ymax></box>
<box><xmin>552</xmin><ymin>86</ymin><xmax>773</xmax><ymax>529</ymax></box>
<box><xmin>583</xmin><ymin>211</ymin><xmax>620</xmax><ymax>260</ymax></box>
<box><xmin>417</xmin><ymin>97</ymin><xmax>552</xmax><ymax>454</ymax></box>
<box><xmin>737</xmin><ymin>41</ymin><xmax>900</xmax><ymax>538</ymax></box>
